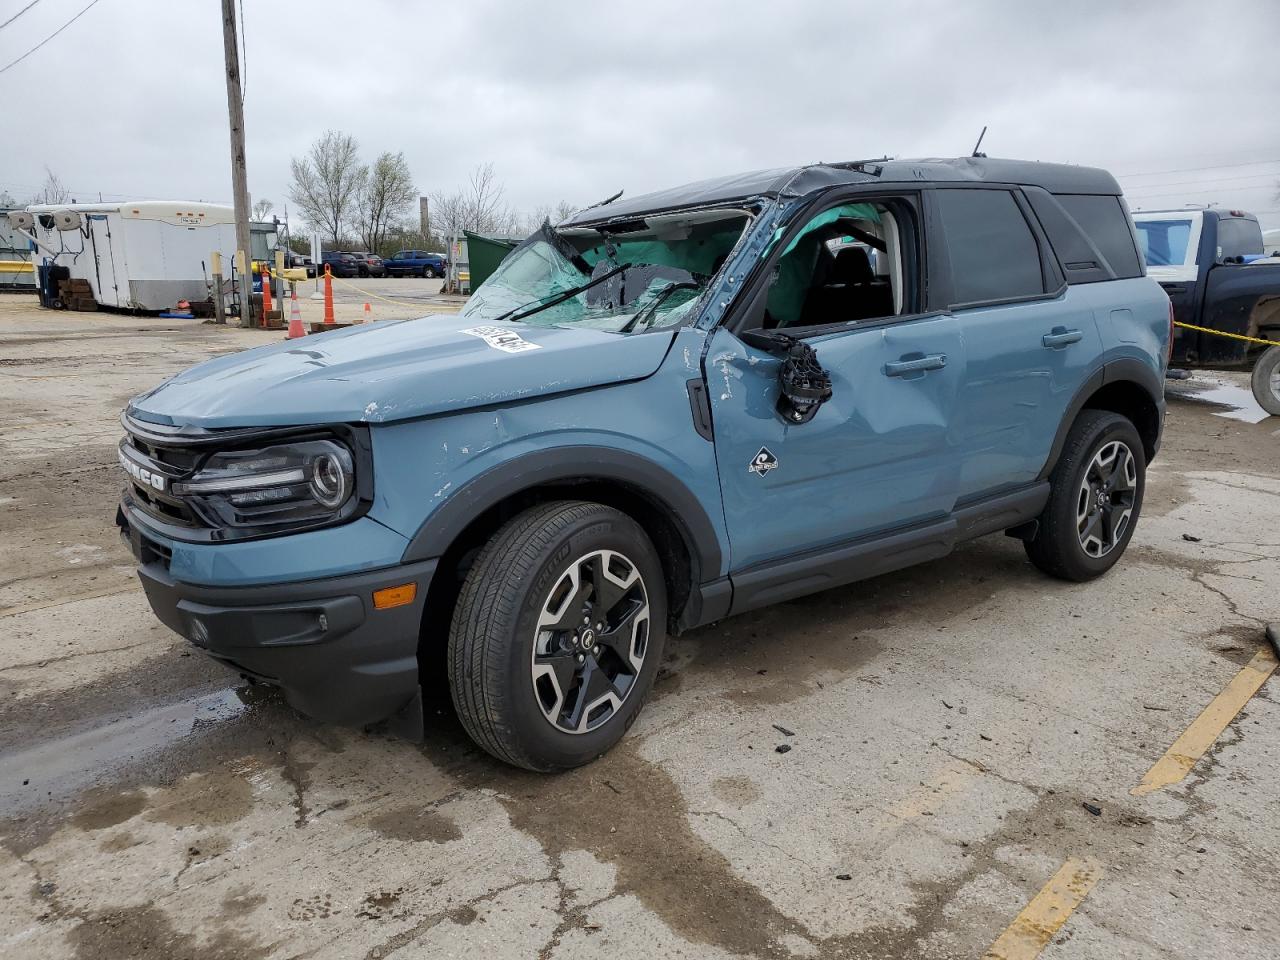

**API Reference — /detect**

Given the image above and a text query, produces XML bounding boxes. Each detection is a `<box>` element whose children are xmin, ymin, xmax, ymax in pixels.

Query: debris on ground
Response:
<box><xmin>775</xmin><ymin>744</ymin><xmax>792</xmax><ymax>754</ymax></box>
<box><xmin>1182</xmin><ymin>533</ymin><xmax>1203</xmax><ymax>542</ymax></box>
<box><xmin>772</xmin><ymin>723</ymin><xmax>796</xmax><ymax>737</ymax></box>
<box><xmin>1083</xmin><ymin>802</ymin><xmax>1102</xmax><ymax>817</ymax></box>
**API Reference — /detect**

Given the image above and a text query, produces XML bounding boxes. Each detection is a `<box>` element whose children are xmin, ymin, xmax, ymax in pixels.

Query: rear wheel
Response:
<box><xmin>448</xmin><ymin>501</ymin><xmax>666</xmax><ymax>771</ymax></box>
<box><xmin>1025</xmin><ymin>410</ymin><xmax>1145</xmax><ymax>581</ymax></box>
<box><xmin>1250</xmin><ymin>344</ymin><xmax>1280</xmax><ymax>416</ymax></box>
<box><xmin>423</xmin><ymin>266</ymin><xmax>437</xmax><ymax>278</ymax></box>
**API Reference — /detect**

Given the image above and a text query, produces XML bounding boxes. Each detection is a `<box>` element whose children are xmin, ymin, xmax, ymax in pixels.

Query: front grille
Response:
<box><xmin>119</xmin><ymin>429</ymin><xmax>204</xmax><ymax>529</ymax></box>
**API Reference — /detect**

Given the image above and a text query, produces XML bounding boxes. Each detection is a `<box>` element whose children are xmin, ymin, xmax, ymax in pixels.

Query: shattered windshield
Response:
<box><xmin>459</xmin><ymin>211</ymin><xmax>751</xmax><ymax>333</ymax></box>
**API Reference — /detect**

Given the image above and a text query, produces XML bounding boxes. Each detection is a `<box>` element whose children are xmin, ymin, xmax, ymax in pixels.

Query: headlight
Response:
<box><xmin>173</xmin><ymin>439</ymin><xmax>358</xmax><ymax>532</ymax></box>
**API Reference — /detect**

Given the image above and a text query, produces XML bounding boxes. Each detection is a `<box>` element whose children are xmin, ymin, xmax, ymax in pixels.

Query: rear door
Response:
<box><xmin>931</xmin><ymin>187</ymin><xmax>1101</xmax><ymax>498</ymax></box>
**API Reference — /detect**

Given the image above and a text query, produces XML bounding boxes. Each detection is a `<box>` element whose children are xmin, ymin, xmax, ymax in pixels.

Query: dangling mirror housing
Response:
<box><xmin>776</xmin><ymin>340</ymin><xmax>832</xmax><ymax>424</ymax></box>
<box><xmin>738</xmin><ymin>331</ymin><xmax>833</xmax><ymax>424</ymax></box>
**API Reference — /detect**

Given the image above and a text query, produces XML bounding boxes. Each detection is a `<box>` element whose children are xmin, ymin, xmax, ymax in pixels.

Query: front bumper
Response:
<box><xmin>124</xmin><ymin>513</ymin><xmax>436</xmax><ymax>729</ymax></box>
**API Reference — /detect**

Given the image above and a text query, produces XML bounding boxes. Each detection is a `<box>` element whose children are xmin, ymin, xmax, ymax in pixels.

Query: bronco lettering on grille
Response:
<box><xmin>119</xmin><ymin>448</ymin><xmax>167</xmax><ymax>492</ymax></box>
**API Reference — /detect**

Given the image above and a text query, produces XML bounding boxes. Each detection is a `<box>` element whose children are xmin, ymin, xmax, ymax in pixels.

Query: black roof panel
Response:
<box><xmin>562</xmin><ymin>156</ymin><xmax>1123</xmax><ymax>226</ymax></box>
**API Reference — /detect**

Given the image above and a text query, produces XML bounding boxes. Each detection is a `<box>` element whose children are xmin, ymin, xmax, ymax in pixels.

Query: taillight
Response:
<box><xmin>1167</xmin><ymin>300</ymin><xmax>1175</xmax><ymax>365</ymax></box>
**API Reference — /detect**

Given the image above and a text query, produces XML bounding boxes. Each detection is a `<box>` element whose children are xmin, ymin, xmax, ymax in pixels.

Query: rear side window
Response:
<box><xmin>936</xmin><ymin>189</ymin><xmax>1044</xmax><ymax>304</ymax></box>
<box><xmin>1133</xmin><ymin>219</ymin><xmax>1193</xmax><ymax>266</ymax></box>
<box><xmin>1216</xmin><ymin>217</ymin><xmax>1263</xmax><ymax>259</ymax></box>
<box><xmin>1054</xmin><ymin>195</ymin><xmax>1142</xmax><ymax>279</ymax></box>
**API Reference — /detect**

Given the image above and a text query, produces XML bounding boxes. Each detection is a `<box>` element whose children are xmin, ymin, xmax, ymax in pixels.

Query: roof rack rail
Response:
<box><xmin>825</xmin><ymin>157</ymin><xmax>892</xmax><ymax>177</ymax></box>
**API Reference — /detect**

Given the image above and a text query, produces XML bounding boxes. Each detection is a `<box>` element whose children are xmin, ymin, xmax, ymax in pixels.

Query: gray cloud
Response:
<box><xmin>3</xmin><ymin>0</ymin><xmax>1278</xmax><ymax>226</ymax></box>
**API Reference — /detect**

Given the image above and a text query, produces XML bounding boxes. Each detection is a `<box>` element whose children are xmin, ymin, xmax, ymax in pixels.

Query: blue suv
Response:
<box><xmin>117</xmin><ymin>157</ymin><xmax>1170</xmax><ymax>771</ymax></box>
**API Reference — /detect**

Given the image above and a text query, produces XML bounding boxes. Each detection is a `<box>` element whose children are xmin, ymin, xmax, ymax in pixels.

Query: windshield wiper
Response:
<box><xmin>488</xmin><ymin>262</ymin><xmax>631</xmax><ymax>327</ymax></box>
<box><xmin>618</xmin><ymin>281</ymin><xmax>702</xmax><ymax>334</ymax></box>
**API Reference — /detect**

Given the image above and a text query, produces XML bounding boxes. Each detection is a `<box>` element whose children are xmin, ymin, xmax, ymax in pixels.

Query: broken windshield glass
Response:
<box><xmin>459</xmin><ymin>212</ymin><xmax>751</xmax><ymax>333</ymax></box>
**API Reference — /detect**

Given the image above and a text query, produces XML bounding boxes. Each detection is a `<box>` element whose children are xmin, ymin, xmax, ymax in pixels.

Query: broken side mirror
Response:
<box><xmin>776</xmin><ymin>340</ymin><xmax>832</xmax><ymax>424</ymax></box>
<box><xmin>739</xmin><ymin>330</ymin><xmax>833</xmax><ymax>424</ymax></box>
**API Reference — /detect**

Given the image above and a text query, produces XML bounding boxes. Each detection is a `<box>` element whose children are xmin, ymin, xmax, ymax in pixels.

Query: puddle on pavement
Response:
<box><xmin>1167</xmin><ymin>375</ymin><xmax>1272</xmax><ymax>424</ymax></box>
<box><xmin>0</xmin><ymin>685</ymin><xmax>274</xmax><ymax>819</ymax></box>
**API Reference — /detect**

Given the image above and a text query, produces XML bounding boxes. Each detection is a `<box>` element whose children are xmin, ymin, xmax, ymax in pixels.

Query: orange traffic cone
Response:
<box><xmin>361</xmin><ymin>302</ymin><xmax>372</xmax><ymax>324</ymax></box>
<box><xmin>286</xmin><ymin>290</ymin><xmax>306</xmax><ymax>339</ymax></box>
<box><xmin>322</xmin><ymin>265</ymin><xmax>335</xmax><ymax>326</ymax></box>
<box><xmin>260</xmin><ymin>264</ymin><xmax>273</xmax><ymax>326</ymax></box>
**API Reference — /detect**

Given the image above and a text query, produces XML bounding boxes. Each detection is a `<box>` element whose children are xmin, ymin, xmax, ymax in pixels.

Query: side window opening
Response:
<box><xmin>762</xmin><ymin>200</ymin><xmax>914</xmax><ymax>330</ymax></box>
<box><xmin>936</xmin><ymin>189</ymin><xmax>1046</xmax><ymax>305</ymax></box>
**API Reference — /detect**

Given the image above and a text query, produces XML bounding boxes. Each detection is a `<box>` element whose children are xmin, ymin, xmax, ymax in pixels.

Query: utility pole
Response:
<box><xmin>221</xmin><ymin>0</ymin><xmax>253</xmax><ymax>328</ymax></box>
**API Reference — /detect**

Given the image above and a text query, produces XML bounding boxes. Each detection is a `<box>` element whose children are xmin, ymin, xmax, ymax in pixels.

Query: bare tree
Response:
<box><xmin>32</xmin><ymin>166</ymin><xmax>70</xmax><ymax>205</ymax></box>
<box><xmin>288</xmin><ymin>131</ymin><xmax>367</xmax><ymax>243</ymax></box>
<box><xmin>355</xmin><ymin>152</ymin><xmax>417</xmax><ymax>253</ymax></box>
<box><xmin>554</xmin><ymin>200</ymin><xmax>578</xmax><ymax>223</ymax></box>
<box><xmin>429</xmin><ymin>162</ymin><xmax>519</xmax><ymax>240</ymax></box>
<box><xmin>251</xmin><ymin>198</ymin><xmax>274</xmax><ymax>221</ymax></box>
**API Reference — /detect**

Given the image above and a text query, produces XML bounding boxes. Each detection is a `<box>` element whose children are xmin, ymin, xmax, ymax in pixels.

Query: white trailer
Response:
<box><xmin>6</xmin><ymin>201</ymin><xmax>237</xmax><ymax>311</ymax></box>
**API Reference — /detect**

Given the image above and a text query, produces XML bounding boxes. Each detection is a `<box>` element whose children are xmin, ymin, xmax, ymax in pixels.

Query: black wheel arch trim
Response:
<box><xmin>1037</xmin><ymin>358</ymin><xmax>1164</xmax><ymax>482</ymax></box>
<box><xmin>400</xmin><ymin>446</ymin><xmax>724</xmax><ymax>583</ymax></box>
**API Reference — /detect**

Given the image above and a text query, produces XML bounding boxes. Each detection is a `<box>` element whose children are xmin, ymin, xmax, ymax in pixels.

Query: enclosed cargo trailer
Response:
<box><xmin>7</xmin><ymin>201</ymin><xmax>236</xmax><ymax>311</ymax></box>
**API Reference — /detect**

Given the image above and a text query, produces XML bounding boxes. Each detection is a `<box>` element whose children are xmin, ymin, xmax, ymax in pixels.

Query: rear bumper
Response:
<box><xmin>136</xmin><ymin>557</ymin><xmax>436</xmax><ymax>729</ymax></box>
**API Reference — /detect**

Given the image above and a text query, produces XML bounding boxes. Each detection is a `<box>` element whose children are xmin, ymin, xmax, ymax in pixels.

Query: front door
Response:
<box><xmin>706</xmin><ymin>314</ymin><xmax>965</xmax><ymax>573</ymax></box>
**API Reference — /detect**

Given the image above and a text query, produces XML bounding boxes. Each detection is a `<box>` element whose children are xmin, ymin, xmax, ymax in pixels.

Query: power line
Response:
<box><xmin>1116</xmin><ymin>158</ymin><xmax>1280</xmax><ymax>179</ymax></box>
<box><xmin>1123</xmin><ymin>172</ymin><xmax>1280</xmax><ymax>197</ymax></box>
<box><xmin>0</xmin><ymin>0</ymin><xmax>104</xmax><ymax>75</ymax></box>
<box><xmin>0</xmin><ymin>0</ymin><xmax>43</xmax><ymax>31</ymax></box>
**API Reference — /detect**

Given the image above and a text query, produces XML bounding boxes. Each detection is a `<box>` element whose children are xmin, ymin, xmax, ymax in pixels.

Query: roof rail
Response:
<box><xmin>825</xmin><ymin>157</ymin><xmax>892</xmax><ymax>177</ymax></box>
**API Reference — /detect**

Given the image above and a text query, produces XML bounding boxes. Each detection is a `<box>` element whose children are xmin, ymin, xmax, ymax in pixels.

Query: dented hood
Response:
<box><xmin>128</xmin><ymin>315</ymin><xmax>675</xmax><ymax>428</ymax></box>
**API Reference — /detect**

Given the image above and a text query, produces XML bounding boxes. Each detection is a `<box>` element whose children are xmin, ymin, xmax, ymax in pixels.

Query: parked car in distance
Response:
<box><xmin>118</xmin><ymin>156</ymin><xmax>1170</xmax><ymax>773</ymax></box>
<box><xmin>284</xmin><ymin>251</ymin><xmax>316</xmax><ymax>279</ymax></box>
<box><xmin>319</xmin><ymin>251</ymin><xmax>359</xmax><ymax>278</ymax></box>
<box><xmin>385</xmin><ymin>249</ymin><xmax>447</xmax><ymax>278</ymax></box>
<box><xmin>1132</xmin><ymin>208</ymin><xmax>1280</xmax><ymax>413</ymax></box>
<box><xmin>347</xmin><ymin>252</ymin><xmax>386</xmax><ymax>278</ymax></box>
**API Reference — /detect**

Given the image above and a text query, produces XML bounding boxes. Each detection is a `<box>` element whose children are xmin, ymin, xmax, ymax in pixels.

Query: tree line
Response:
<box><xmin>287</xmin><ymin>130</ymin><xmax>576</xmax><ymax>257</ymax></box>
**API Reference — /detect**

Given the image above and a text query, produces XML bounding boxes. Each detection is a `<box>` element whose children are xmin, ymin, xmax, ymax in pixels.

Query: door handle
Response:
<box><xmin>883</xmin><ymin>354</ymin><xmax>947</xmax><ymax>377</ymax></box>
<box><xmin>1042</xmin><ymin>327</ymin><xmax>1083</xmax><ymax>349</ymax></box>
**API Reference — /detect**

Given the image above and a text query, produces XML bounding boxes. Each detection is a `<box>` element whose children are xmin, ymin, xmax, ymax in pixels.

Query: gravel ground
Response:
<box><xmin>0</xmin><ymin>291</ymin><xmax>1277</xmax><ymax>960</ymax></box>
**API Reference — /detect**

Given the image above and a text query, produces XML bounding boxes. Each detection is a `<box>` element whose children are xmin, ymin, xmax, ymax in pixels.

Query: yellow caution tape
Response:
<box><xmin>325</xmin><ymin>273</ymin><xmax>453</xmax><ymax>310</ymax></box>
<box><xmin>0</xmin><ymin>261</ymin><xmax>34</xmax><ymax>273</ymax></box>
<box><xmin>1175</xmin><ymin>320</ymin><xmax>1277</xmax><ymax>348</ymax></box>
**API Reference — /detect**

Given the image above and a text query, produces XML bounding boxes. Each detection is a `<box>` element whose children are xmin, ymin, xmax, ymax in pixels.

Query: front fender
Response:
<box><xmin>398</xmin><ymin>444</ymin><xmax>724</xmax><ymax>580</ymax></box>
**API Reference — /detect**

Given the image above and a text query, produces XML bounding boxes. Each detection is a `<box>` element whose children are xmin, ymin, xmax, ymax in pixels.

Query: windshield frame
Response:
<box><xmin>458</xmin><ymin>207</ymin><xmax>758</xmax><ymax>335</ymax></box>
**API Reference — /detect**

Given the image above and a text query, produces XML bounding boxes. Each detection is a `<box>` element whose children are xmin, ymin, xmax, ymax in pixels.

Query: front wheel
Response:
<box><xmin>1250</xmin><ymin>344</ymin><xmax>1280</xmax><ymax>417</ymax></box>
<box><xmin>1024</xmin><ymin>410</ymin><xmax>1146</xmax><ymax>581</ymax></box>
<box><xmin>448</xmin><ymin>501</ymin><xmax>666</xmax><ymax>771</ymax></box>
<box><xmin>423</xmin><ymin>266</ymin><xmax>437</xmax><ymax>278</ymax></box>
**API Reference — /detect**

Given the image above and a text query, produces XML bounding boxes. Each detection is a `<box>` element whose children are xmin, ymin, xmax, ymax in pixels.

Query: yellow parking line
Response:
<box><xmin>983</xmin><ymin>858</ymin><xmax>1101</xmax><ymax>960</ymax></box>
<box><xmin>1131</xmin><ymin>647</ymin><xmax>1277</xmax><ymax>796</ymax></box>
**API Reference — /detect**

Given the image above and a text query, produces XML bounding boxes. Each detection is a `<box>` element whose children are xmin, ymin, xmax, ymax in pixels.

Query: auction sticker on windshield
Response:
<box><xmin>461</xmin><ymin>326</ymin><xmax>542</xmax><ymax>353</ymax></box>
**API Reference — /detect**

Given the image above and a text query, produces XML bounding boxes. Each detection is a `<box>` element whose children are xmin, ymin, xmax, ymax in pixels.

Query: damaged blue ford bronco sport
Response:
<box><xmin>118</xmin><ymin>157</ymin><xmax>1170</xmax><ymax>771</ymax></box>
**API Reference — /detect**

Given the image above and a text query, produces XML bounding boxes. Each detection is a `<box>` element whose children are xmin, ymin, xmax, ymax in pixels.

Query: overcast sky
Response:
<box><xmin>3</xmin><ymin>0</ymin><xmax>1278</xmax><ymax>228</ymax></box>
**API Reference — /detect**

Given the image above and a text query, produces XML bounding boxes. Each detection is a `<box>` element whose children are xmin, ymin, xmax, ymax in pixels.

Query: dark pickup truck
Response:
<box><xmin>1133</xmin><ymin>208</ymin><xmax>1280</xmax><ymax>413</ymax></box>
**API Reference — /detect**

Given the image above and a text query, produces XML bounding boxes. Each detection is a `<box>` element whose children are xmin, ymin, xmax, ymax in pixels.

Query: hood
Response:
<box><xmin>128</xmin><ymin>315</ymin><xmax>675</xmax><ymax>428</ymax></box>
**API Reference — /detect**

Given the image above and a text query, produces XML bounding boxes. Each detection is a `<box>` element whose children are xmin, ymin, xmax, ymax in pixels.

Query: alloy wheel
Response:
<box><xmin>1076</xmin><ymin>439</ymin><xmax>1137</xmax><ymax>558</ymax></box>
<box><xmin>531</xmin><ymin>549</ymin><xmax>650</xmax><ymax>734</ymax></box>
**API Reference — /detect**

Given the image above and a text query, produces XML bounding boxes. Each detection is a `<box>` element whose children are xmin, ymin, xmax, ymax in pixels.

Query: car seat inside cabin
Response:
<box><xmin>764</xmin><ymin>201</ymin><xmax>910</xmax><ymax>329</ymax></box>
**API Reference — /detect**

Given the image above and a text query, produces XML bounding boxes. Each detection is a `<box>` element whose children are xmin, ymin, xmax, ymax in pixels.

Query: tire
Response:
<box><xmin>1250</xmin><ymin>344</ymin><xmax>1280</xmax><ymax>416</ymax></box>
<box><xmin>448</xmin><ymin>501</ymin><xmax>667</xmax><ymax>771</ymax></box>
<box><xmin>1024</xmin><ymin>410</ymin><xmax>1146</xmax><ymax>582</ymax></box>
<box><xmin>358</xmin><ymin>267</ymin><xmax>368</xmax><ymax>278</ymax></box>
<box><xmin>423</xmin><ymin>266</ymin><xmax>437</xmax><ymax>279</ymax></box>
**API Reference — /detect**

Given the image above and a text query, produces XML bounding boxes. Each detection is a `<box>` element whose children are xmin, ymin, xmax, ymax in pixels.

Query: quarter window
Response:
<box><xmin>1055</xmin><ymin>194</ymin><xmax>1142</xmax><ymax>278</ymax></box>
<box><xmin>936</xmin><ymin>189</ymin><xmax>1044</xmax><ymax>304</ymax></box>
